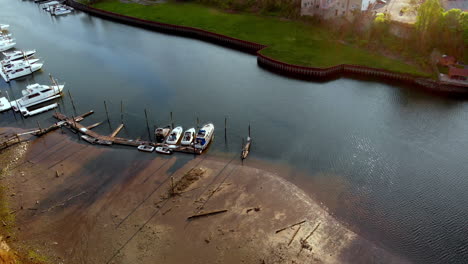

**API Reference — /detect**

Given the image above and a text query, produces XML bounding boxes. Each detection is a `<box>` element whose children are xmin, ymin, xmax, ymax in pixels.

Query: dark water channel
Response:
<box><xmin>1</xmin><ymin>0</ymin><xmax>468</xmax><ymax>262</ymax></box>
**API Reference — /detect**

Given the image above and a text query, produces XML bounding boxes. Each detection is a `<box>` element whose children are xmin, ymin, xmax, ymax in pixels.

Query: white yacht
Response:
<box><xmin>51</xmin><ymin>5</ymin><xmax>72</xmax><ymax>15</ymax></box>
<box><xmin>2</xmin><ymin>59</ymin><xmax>40</xmax><ymax>72</ymax></box>
<box><xmin>0</xmin><ymin>24</ymin><xmax>9</xmax><ymax>31</ymax></box>
<box><xmin>194</xmin><ymin>123</ymin><xmax>215</xmax><ymax>150</ymax></box>
<box><xmin>0</xmin><ymin>62</ymin><xmax>43</xmax><ymax>82</ymax></box>
<box><xmin>10</xmin><ymin>82</ymin><xmax>64</xmax><ymax>115</ymax></box>
<box><xmin>181</xmin><ymin>128</ymin><xmax>196</xmax><ymax>146</ymax></box>
<box><xmin>165</xmin><ymin>126</ymin><xmax>183</xmax><ymax>145</ymax></box>
<box><xmin>2</xmin><ymin>50</ymin><xmax>36</xmax><ymax>62</ymax></box>
<box><xmin>155</xmin><ymin>125</ymin><xmax>171</xmax><ymax>143</ymax></box>
<box><xmin>0</xmin><ymin>40</ymin><xmax>15</xmax><ymax>52</ymax></box>
<box><xmin>0</xmin><ymin>97</ymin><xmax>11</xmax><ymax>112</ymax></box>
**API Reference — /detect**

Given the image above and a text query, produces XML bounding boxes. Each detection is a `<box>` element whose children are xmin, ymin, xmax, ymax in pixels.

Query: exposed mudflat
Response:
<box><xmin>0</xmin><ymin>128</ymin><xmax>408</xmax><ymax>264</ymax></box>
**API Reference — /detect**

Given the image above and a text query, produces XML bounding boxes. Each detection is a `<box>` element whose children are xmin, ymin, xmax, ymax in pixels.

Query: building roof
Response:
<box><xmin>448</xmin><ymin>66</ymin><xmax>468</xmax><ymax>78</ymax></box>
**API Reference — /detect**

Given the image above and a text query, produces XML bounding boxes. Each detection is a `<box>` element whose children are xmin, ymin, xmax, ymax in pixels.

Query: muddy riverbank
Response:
<box><xmin>0</xmin><ymin>128</ymin><xmax>408</xmax><ymax>263</ymax></box>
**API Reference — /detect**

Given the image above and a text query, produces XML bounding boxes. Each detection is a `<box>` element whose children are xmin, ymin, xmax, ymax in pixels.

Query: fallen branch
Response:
<box><xmin>1</xmin><ymin>220</ymin><xmax>7</xmax><ymax>226</ymax></box>
<box><xmin>275</xmin><ymin>220</ymin><xmax>306</xmax><ymax>234</ymax></box>
<box><xmin>187</xmin><ymin>209</ymin><xmax>228</xmax><ymax>220</ymax></box>
<box><xmin>162</xmin><ymin>208</ymin><xmax>172</xmax><ymax>216</ymax></box>
<box><xmin>288</xmin><ymin>224</ymin><xmax>302</xmax><ymax>246</ymax></box>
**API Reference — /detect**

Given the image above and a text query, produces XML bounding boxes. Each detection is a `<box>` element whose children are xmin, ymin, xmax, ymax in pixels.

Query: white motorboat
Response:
<box><xmin>137</xmin><ymin>144</ymin><xmax>155</xmax><ymax>153</ymax></box>
<box><xmin>51</xmin><ymin>5</ymin><xmax>72</xmax><ymax>16</ymax></box>
<box><xmin>2</xmin><ymin>59</ymin><xmax>40</xmax><ymax>72</ymax></box>
<box><xmin>0</xmin><ymin>33</ymin><xmax>11</xmax><ymax>38</ymax></box>
<box><xmin>0</xmin><ymin>24</ymin><xmax>9</xmax><ymax>31</ymax></box>
<box><xmin>0</xmin><ymin>41</ymin><xmax>15</xmax><ymax>52</ymax></box>
<box><xmin>10</xmin><ymin>82</ymin><xmax>64</xmax><ymax>114</ymax></box>
<box><xmin>181</xmin><ymin>128</ymin><xmax>196</xmax><ymax>146</ymax></box>
<box><xmin>0</xmin><ymin>97</ymin><xmax>11</xmax><ymax>112</ymax></box>
<box><xmin>0</xmin><ymin>35</ymin><xmax>12</xmax><ymax>42</ymax></box>
<box><xmin>165</xmin><ymin>126</ymin><xmax>183</xmax><ymax>145</ymax></box>
<box><xmin>23</xmin><ymin>102</ymin><xmax>57</xmax><ymax>117</ymax></box>
<box><xmin>155</xmin><ymin>125</ymin><xmax>171</xmax><ymax>143</ymax></box>
<box><xmin>2</xmin><ymin>50</ymin><xmax>36</xmax><ymax>62</ymax></box>
<box><xmin>194</xmin><ymin>123</ymin><xmax>214</xmax><ymax>150</ymax></box>
<box><xmin>0</xmin><ymin>62</ymin><xmax>43</xmax><ymax>81</ymax></box>
<box><xmin>155</xmin><ymin>146</ymin><xmax>172</xmax><ymax>155</ymax></box>
<box><xmin>42</xmin><ymin>1</ymin><xmax>60</xmax><ymax>9</ymax></box>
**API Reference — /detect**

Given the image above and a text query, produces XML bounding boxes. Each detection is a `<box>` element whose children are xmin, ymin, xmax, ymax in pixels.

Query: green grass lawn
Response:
<box><xmin>92</xmin><ymin>0</ymin><xmax>430</xmax><ymax>77</ymax></box>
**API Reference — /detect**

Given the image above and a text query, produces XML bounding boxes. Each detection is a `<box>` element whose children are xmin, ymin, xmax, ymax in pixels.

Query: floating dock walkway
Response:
<box><xmin>53</xmin><ymin>111</ymin><xmax>203</xmax><ymax>154</ymax></box>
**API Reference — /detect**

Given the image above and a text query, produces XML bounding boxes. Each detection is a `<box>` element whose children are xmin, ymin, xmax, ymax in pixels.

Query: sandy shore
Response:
<box><xmin>0</xmin><ymin>128</ymin><xmax>408</xmax><ymax>263</ymax></box>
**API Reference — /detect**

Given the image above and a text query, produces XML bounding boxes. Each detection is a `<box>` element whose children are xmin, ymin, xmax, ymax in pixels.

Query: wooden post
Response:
<box><xmin>170</xmin><ymin>111</ymin><xmax>174</xmax><ymax>129</ymax></box>
<box><xmin>36</xmin><ymin>121</ymin><xmax>42</xmax><ymax>132</ymax></box>
<box><xmin>68</xmin><ymin>90</ymin><xmax>77</xmax><ymax>114</ymax></box>
<box><xmin>196</xmin><ymin>117</ymin><xmax>199</xmax><ymax>130</ymax></box>
<box><xmin>72</xmin><ymin>115</ymin><xmax>80</xmax><ymax>140</ymax></box>
<box><xmin>104</xmin><ymin>101</ymin><xmax>110</xmax><ymax>123</ymax></box>
<box><xmin>120</xmin><ymin>100</ymin><xmax>124</xmax><ymax>125</ymax></box>
<box><xmin>248</xmin><ymin>123</ymin><xmax>251</xmax><ymax>137</ymax></box>
<box><xmin>224</xmin><ymin>116</ymin><xmax>227</xmax><ymax>140</ymax></box>
<box><xmin>144</xmin><ymin>109</ymin><xmax>151</xmax><ymax>140</ymax></box>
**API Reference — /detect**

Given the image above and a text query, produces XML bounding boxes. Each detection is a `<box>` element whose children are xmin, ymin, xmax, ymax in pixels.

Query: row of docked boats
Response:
<box><xmin>138</xmin><ymin>124</ymin><xmax>215</xmax><ymax>154</ymax></box>
<box><xmin>0</xmin><ymin>26</ymin><xmax>44</xmax><ymax>82</ymax></box>
<box><xmin>0</xmin><ymin>25</ymin><xmax>65</xmax><ymax>116</ymax></box>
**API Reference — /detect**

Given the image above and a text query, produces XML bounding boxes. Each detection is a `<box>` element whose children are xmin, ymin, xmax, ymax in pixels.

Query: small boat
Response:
<box><xmin>0</xmin><ymin>97</ymin><xmax>11</xmax><ymax>112</ymax></box>
<box><xmin>41</xmin><ymin>1</ymin><xmax>60</xmax><ymax>9</ymax></box>
<box><xmin>137</xmin><ymin>144</ymin><xmax>155</xmax><ymax>153</ymax></box>
<box><xmin>0</xmin><ymin>24</ymin><xmax>9</xmax><ymax>31</ymax></box>
<box><xmin>155</xmin><ymin>125</ymin><xmax>171</xmax><ymax>143</ymax></box>
<box><xmin>10</xmin><ymin>83</ymin><xmax>64</xmax><ymax>114</ymax></box>
<box><xmin>194</xmin><ymin>123</ymin><xmax>215</xmax><ymax>150</ymax></box>
<box><xmin>51</xmin><ymin>5</ymin><xmax>72</xmax><ymax>16</ymax></box>
<box><xmin>23</xmin><ymin>102</ymin><xmax>57</xmax><ymax>117</ymax></box>
<box><xmin>155</xmin><ymin>146</ymin><xmax>172</xmax><ymax>155</ymax></box>
<box><xmin>181</xmin><ymin>128</ymin><xmax>196</xmax><ymax>146</ymax></box>
<box><xmin>241</xmin><ymin>136</ymin><xmax>252</xmax><ymax>160</ymax></box>
<box><xmin>2</xmin><ymin>50</ymin><xmax>36</xmax><ymax>62</ymax></box>
<box><xmin>0</xmin><ymin>40</ymin><xmax>15</xmax><ymax>52</ymax></box>
<box><xmin>165</xmin><ymin>126</ymin><xmax>183</xmax><ymax>145</ymax></box>
<box><xmin>0</xmin><ymin>62</ymin><xmax>43</xmax><ymax>81</ymax></box>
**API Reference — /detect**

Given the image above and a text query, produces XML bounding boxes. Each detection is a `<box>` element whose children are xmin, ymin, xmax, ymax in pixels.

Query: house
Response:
<box><xmin>439</xmin><ymin>55</ymin><xmax>457</xmax><ymax>66</ymax></box>
<box><xmin>301</xmin><ymin>0</ymin><xmax>376</xmax><ymax>19</ymax></box>
<box><xmin>448</xmin><ymin>66</ymin><xmax>468</xmax><ymax>81</ymax></box>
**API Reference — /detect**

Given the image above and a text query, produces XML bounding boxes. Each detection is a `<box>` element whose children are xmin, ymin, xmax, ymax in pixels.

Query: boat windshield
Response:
<box><xmin>197</xmin><ymin>130</ymin><xmax>206</xmax><ymax>137</ymax></box>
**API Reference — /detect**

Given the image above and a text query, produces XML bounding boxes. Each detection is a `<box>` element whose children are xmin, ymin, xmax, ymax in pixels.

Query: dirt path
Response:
<box><xmin>0</xmin><ymin>129</ymin><xmax>409</xmax><ymax>263</ymax></box>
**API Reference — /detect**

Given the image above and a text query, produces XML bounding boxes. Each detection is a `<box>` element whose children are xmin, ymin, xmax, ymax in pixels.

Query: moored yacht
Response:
<box><xmin>165</xmin><ymin>126</ymin><xmax>183</xmax><ymax>145</ymax></box>
<box><xmin>0</xmin><ymin>62</ymin><xmax>43</xmax><ymax>81</ymax></box>
<box><xmin>10</xmin><ymin>82</ymin><xmax>64</xmax><ymax>114</ymax></box>
<box><xmin>194</xmin><ymin>123</ymin><xmax>214</xmax><ymax>150</ymax></box>
<box><xmin>51</xmin><ymin>5</ymin><xmax>72</xmax><ymax>16</ymax></box>
<box><xmin>0</xmin><ymin>97</ymin><xmax>11</xmax><ymax>112</ymax></box>
<box><xmin>2</xmin><ymin>50</ymin><xmax>36</xmax><ymax>62</ymax></box>
<box><xmin>2</xmin><ymin>58</ymin><xmax>40</xmax><ymax>72</ymax></box>
<box><xmin>0</xmin><ymin>40</ymin><xmax>15</xmax><ymax>52</ymax></box>
<box><xmin>181</xmin><ymin>128</ymin><xmax>196</xmax><ymax>146</ymax></box>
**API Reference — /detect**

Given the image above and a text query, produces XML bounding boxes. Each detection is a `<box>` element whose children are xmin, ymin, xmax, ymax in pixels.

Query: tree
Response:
<box><xmin>415</xmin><ymin>0</ymin><xmax>443</xmax><ymax>47</ymax></box>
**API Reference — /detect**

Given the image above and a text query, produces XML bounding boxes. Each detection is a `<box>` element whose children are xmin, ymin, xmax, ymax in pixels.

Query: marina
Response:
<box><xmin>0</xmin><ymin>0</ymin><xmax>468</xmax><ymax>263</ymax></box>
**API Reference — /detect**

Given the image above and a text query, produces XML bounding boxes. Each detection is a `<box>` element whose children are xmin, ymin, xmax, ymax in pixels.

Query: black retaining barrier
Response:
<box><xmin>68</xmin><ymin>0</ymin><xmax>468</xmax><ymax>95</ymax></box>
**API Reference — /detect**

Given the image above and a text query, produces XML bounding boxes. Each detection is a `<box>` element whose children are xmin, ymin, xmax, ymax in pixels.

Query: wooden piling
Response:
<box><xmin>68</xmin><ymin>90</ymin><xmax>77</xmax><ymax>114</ymax></box>
<box><xmin>144</xmin><ymin>109</ymin><xmax>151</xmax><ymax>140</ymax></box>
<box><xmin>170</xmin><ymin>176</ymin><xmax>175</xmax><ymax>196</ymax></box>
<box><xmin>170</xmin><ymin>111</ymin><xmax>174</xmax><ymax>128</ymax></box>
<box><xmin>120</xmin><ymin>100</ymin><xmax>124</xmax><ymax>124</ymax></box>
<box><xmin>104</xmin><ymin>101</ymin><xmax>110</xmax><ymax>123</ymax></box>
<box><xmin>224</xmin><ymin>116</ymin><xmax>227</xmax><ymax>140</ymax></box>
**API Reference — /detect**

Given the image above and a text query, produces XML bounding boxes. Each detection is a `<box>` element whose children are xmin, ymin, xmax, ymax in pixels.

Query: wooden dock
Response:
<box><xmin>53</xmin><ymin>111</ymin><xmax>203</xmax><ymax>154</ymax></box>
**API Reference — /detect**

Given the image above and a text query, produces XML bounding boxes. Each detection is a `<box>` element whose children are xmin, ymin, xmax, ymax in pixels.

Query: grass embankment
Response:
<box><xmin>91</xmin><ymin>0</ymin><xmax>430</xmax><ymax>77</ymax></box>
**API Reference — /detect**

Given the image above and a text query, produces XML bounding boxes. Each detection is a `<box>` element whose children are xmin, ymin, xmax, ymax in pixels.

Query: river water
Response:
<box><xmin>1</xmin><ymin>0</ymin><xmax>468</xmax><ymax>263</ymax></box>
